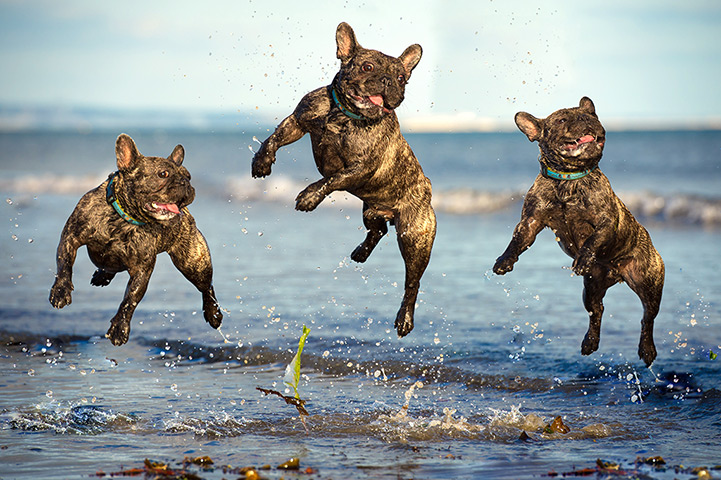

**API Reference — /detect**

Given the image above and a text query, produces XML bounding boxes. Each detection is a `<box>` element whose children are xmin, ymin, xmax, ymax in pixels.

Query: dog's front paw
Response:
<box><xmin>492</xmin><ymin>254</ymin><xmax>516</xmax><ymax>275</ymax></box>
<box><xmin>106</xmin><ymin>319</ymin><xmax>130</xmax><ymax>346</ymax></box>
<box><xmin>295</xmin><ymin>185</ymin><xmax>325</xmax><ymax>212</ymax></box>
<box><xmin>251</xmin><ymin>149</ymin><xmax>275</xmax><ymax>178</ymax></box>
<box><xmin>572</xmin><ymin>250</ymin><xmax>596</xmax><ymax>276</ymax></box>
<box><xmin>49</xmin><ymin>279</ymin><xmax>73</xmax><ymax>309</ymax></box>
<box><xmin>202</xmin><ymin>291</ymin><xmax>223</xmax><ymax>329</ymax></box>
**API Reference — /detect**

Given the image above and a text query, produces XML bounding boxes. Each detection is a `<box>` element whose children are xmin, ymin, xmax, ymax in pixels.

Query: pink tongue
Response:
<box><xmin>158</xmin><ymin>203</ymin><xmax>180</xmax><ymax>214</ymax></box>
<box><xmin>578</xmin><ymin>135</ymin><xmax>595</xmax><ymax>144</ymax></box>
<box><xmin>367</xmin><ymin>95</ymin><xmax>384</xmax><ymax>106</ymax></box>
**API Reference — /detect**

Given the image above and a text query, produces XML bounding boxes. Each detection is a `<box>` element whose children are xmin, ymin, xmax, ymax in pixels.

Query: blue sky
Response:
<box><xmin>1</xmin><ymin>0</ymin><xmax>719</xmax><ymax>129</ymax></box>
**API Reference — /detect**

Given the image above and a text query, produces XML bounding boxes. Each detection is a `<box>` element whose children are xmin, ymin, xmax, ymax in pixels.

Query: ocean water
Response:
<box><xmin>1</xmin><ymin>129</ymin><xmax>720</xmax><ymax>479</ymax></box>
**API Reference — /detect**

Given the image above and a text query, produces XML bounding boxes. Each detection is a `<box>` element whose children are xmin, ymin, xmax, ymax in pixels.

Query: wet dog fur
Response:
<box><xmin>493</xmin><ymin>97</ymin><xmax>664</xmax><ymax>366</ymax></box>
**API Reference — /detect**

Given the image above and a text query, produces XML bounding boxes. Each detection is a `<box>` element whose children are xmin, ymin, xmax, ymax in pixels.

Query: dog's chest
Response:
<box><xmin>541</xmin><ymin>183</ymin><xmax>599</xmax><ymax>253</ymax></box>
<box><xmin>84</xmin><ymin>216</ymin><xmax>177</xmax><ymax>270</ymax></box>
<box><xmin>310</xmin><ymin>119</ymin><xmax>386</xmax><ymax>175</ymax></box>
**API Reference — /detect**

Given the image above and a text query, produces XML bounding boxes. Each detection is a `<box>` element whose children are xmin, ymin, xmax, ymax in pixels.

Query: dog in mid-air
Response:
<box><xmin>50</xmin><ymin>134</ymin><xmax>223</xmax><ymax>345</ymax></box>
<box><xmin>251</xmin><ymin>22</ymin><xmax>436</xmax><ymax>337</ymax></box>
<box><xmin>493</xmin><ymin>97</ymin><xmax>664</xmax><ymax>366</ymax></box>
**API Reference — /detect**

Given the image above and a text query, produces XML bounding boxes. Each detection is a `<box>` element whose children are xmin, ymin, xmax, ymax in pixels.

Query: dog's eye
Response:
<box><xmin>158</xmin><ymin>170</ymin><xmax>169</xmax><ymax>179</ymax></box>
<box><xmin>397</xmin><ymin>74</ymin><xmax>406</xmax><ymax>84</ymax></box>
<box><xmin>557</xmin><ymin>118</ymin><xmax>567</xmax><ymax>124</ymax></box>
<box><xmin>362</xmin><ymin>63</ymin><xmax>374</xmax><ymax>72</ymax></box>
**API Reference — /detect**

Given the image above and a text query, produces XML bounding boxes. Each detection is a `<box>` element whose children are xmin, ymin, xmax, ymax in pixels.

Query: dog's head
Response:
<box><xmin>515</xmin><ymin>97</ymin><xmax>606</xmax><ymax>172</ymax></box>
<box><xmin>113</xmin><ymin>134</ymin><xmax>195</xmax><ymax>223</ymax></box>
<box><xmin>332</xmin><ymin>22</ymin><xmax>422</xmax><ymax>120</ymax></box>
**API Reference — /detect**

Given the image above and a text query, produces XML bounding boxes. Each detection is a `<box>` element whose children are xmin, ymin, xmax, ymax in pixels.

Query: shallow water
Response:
<box><xmin>1</xmin><ymin>130</ymin><xmax>720</xmax><ymax>478</ymax></box>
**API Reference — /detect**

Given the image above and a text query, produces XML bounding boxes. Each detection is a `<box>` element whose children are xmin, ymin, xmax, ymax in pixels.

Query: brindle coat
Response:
<box><xmin>50</xmin><ymin>134</ymin><xmax>222</xmax><ymax>345</ymax></box>
<box><xmin>493</xmin><ymin>97</ymin><xmax>664</xmax><ymax>366</ymax></box>
<box><xmin>251</xmin><ymin>22</ymin><xmax>436</xmax><ymax>337</ymax></box>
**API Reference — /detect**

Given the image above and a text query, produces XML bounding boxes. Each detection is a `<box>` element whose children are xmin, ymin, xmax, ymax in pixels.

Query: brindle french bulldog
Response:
<box><xmin>50</xmin><ymin>134</ymin><xmax>223</xmax><ymax>345</ymax></box>
<box><xmin>251</xmin><ymin>22</ymin><xmax>436</xmax><ymax>337</ymax></box>
<box><xmin>493</xmin><ymin>97</ymin><xmax>664</xmax><ymax>366</ymax></box>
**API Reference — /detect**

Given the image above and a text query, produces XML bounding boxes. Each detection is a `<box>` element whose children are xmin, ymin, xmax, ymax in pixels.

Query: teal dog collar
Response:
<box><xmin>542</xmin><ymin>166</ymin><xmax>596</xmax><ymax>180</ymax></box>
<box><xmin>106</xmin><ymin>172</ymin><xmax>146</xmax><ymax>226</ymax></box>
<box><xmin>332</xmin><ymin>88</ymin><xmax>364</xmax><ymax>121</ymax></box>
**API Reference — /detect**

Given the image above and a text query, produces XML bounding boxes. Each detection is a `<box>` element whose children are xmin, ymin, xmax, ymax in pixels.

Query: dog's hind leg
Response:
<box><xmin>351</xmin><ymin>203</ymin><xmax>389</xmax><ymax>263</ymax></box>
<box><xmin>623</xmin><ymin>250</ymin><xmax>665</xmax><ymax>366</ymax></box>
<box><xmin>168</xmin><ymin>226</ymin><xmax>223</xmax><ymax>330</ymax></box>
<box><xmin>91</xmin><ymin>269</ymin><xmax>116</xmax><ymax>287</ymax></box>
<box><xmin>106</xmin><ymin>263</ymin><xmax>154</xmax><ymax>346</ymax></box>
<box><xmin>393</xmin><ymin>203</ymin><xmax>436</xmax><ymax>337</ymax></box>
<box><xmin>581</xmin><ymin>267</ymin><xmax>619</xmax><ymax>357</ymax></box>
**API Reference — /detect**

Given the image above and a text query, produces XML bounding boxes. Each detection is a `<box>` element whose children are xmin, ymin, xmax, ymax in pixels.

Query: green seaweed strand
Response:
<box><xmin>284</xmin><ymin>325</ymin><xmax>311</xmax><ymax>399</ymax></box>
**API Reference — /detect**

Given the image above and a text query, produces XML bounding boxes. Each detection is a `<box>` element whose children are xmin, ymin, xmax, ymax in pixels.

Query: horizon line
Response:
<box><xmin>1</xmin><ymin>104</ymin><xmax>719</xmax><ymax>134</ymax></box>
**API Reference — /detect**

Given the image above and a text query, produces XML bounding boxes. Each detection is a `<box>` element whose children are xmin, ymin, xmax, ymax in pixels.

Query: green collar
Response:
<box><xmin>542</xmin><ymin>165</ymin><xmax>596</xmax><ymax>180</ymax></box>
<box><xmin>106</xmin><ymin>172</ymin><xmax>146</xmax><ymax>226</ymax></box>
<box><xmin>332</xmin><ymin>88</ymin><xmax>364</xmax><ymax>120</ymax></box>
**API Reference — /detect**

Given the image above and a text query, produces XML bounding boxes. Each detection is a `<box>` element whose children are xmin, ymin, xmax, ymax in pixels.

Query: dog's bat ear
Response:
<box><xmin>115</xmin><ymin>133</ymin><xmax>140</xmax><ymax>170</ymax></box>
<box><xmin>399</xmin><ymin>44</ymin><xmax>422</xmax><ymax>76</ymax></box>
<box><xmin>515</xmin><ymin>112</ymin><xmax>542</xmax><ymax>142</ymax></box>
<box><xmin>579</xmin><ymin>96</ymin><xmax>596</xmax><ymax>115</ymax></box>
<box><xmin>336</xmin><ymin>22</ymin><xmax>359</xmax><ymax>62</ymax></box>
<box><xmin>168</xmin><ymin>144</ymin><xmax>185</xmax><ymax>166</ymax></box>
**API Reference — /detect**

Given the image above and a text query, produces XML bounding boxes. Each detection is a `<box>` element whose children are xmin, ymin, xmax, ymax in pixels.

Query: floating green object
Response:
<box><xmin>711</xmin><ymin>350</ymin><xmax>717</xmax><ymax>360</ymax></box>
<box><xmin>283</xmin><ymin>325</ymin><xmax>310</xmax><ymax>399</ymax></box>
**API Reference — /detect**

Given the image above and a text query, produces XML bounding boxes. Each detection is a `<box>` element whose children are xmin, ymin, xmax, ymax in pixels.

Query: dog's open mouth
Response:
<box><xmin>145</xmin><ymin>202</ymin><xmax>182</xmax><ymax>219</ymax></box>
<box><xmin>350</xmin><ymin>93</ymin><xmax>393</xmax><ymax>113</ymax></box>
<box><xmin>563</xmin><ymin>134</ymin><xmax>605</xmax><ymax>152</ymax></box>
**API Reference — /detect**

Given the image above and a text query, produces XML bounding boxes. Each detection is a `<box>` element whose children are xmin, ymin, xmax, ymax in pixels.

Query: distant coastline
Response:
<box><xmin>1</xmin><ymin>104</ymin><xmax>720</xmax><ymax>134</ymax></box>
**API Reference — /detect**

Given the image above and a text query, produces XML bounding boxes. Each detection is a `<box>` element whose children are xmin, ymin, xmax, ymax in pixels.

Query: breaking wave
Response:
<box><xmin>3</xmin><ymin>173</ymin><xmax>721</xmax><ymax>226</ymax></box>
<box><xmin>226</xmin><ymin>176</ymin><xmax>721</xmax><ymax>226</ymax></box>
